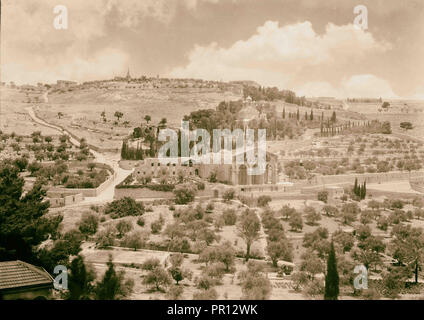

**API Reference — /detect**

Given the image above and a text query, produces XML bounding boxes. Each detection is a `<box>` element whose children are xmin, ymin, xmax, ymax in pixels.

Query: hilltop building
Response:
<box><xmin>56</xmin><ymin>80</ymin><xmax>78</xmax><ymax>89</ymax></box>
<box><xmin>126</xmin><ymin>67</ymin><xmax>131</xmax><ymax>82</ymax></box>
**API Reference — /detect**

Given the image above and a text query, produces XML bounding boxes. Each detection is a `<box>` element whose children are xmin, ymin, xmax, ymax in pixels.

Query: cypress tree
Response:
<box><xmin>324</xmin><ymin>241</ymin><xmax>339</xmax><ymax>300</ymax></box>
<box><xmin>363</xmin><ymin>184</ymin><xmax>366</xmax><ymax>199</ymax></box>
<box><xmin>354</xmin><ymin>178</ymin><xmax>358</xmax><ymax>196</ymax></box>
<box><xmin>310</xmin><ymin>110</ymin><xmax>314</xmax><ymax>121</ymax></box>
<box><xmin>121</xmin><ymin>140</ymin><xmax>127</xmax><ymax>159</ymax></box>
<box><xmin>283</xmin><ymin>108</ymin><xmax>286</xmax><ymax>119</ymax></box>
<box><xmin>68</xmin><ymin>255</ymin><xmax>95</xmax><ymax>300</ymax></box>
<box><xmin>361</xmin><ymin>181</ymin><xmax>366</xmax><ymax>199</ymax></box>
<box><xmin>296</xmin><ymin>109</ymin><xmax>300</xmax><ymax>121</ymax></box>
<box><xmin>95</xmin><ymin>256</ymin><xmax>123</xmax><ymax>300</ymax></box>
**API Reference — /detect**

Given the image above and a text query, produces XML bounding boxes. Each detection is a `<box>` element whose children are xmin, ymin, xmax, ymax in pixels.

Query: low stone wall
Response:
<box><xmin>48</xmin><ymin>170</ymin><xmax>115</xmax><ymax>197</ymax></box>
<box><xmin>367</xmin><ymin>188</ymin><xmax>421</xmax><ymax>200</ymax></box>
<box><xmin>47</xmin><ymin>192</ymin><xmax>84</xmax><ymax>208</ymax></box>
<box><xmin>119</xmin><ymin>160</ymin><xmax>139</xmax><ymax>170</ymax></box>
<box><xmin>48</xmin><ymin>197</ymin><xmax>65</xmax><ymax>207</ymax></box>
<box><xmin>114</xmin><ymin>187</ymin><xmax>174</xmax><ymax>200</ymax></box>
<box><xmin>392</xmin><ymin>132</ymin><xmax>424</xmax><ymax>144</ymax></box>
<box><xmin>238</xmin><ymin>191</ymin><xmax>314</xmax><ymax>201</ymax></box>
<box><xmin>114</xmin><ymin>185</ymin><xmax>214</xmax><ymax>200</ymax></box>
<box><xmin>41</xmin><ymin>160</ymin><xmax>113</xmax><ymax>172</ymax></box>
<box><xmin>410</xmin><ymin>180</ymin><xmax>424</xmax><ymax>194</ymax></box>
<box><xmin>312</xmin><ymin>171</ymin><xmax>424</xmax><ymax>185</ymax></box>
<box><xmin>237</xmin><ymin>184</ymin><xmax>296</xmax><ymax>193</ymax></box>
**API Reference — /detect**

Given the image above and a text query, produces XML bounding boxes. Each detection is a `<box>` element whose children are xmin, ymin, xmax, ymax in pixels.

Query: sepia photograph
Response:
<box><xmin>1</xmin><ymin>0</ymin><xmax>424</xmax><ymax>310</ymax></box>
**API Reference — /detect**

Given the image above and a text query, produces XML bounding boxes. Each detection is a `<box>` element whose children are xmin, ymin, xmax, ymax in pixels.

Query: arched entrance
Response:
<box><xmin>238</xmin><ymin>165</ymin><xmax>247</xmax><ymax>185</ymax></box>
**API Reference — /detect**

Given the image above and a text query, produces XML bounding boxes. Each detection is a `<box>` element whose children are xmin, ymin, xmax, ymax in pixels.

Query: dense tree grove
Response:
<box><xmin>104</xmin><ymin>197</ymin><xmax>145</xmax><ymax>218</ymax></box>
<box><xmin>121</xmin><ymin>140</ymin><xmax>144</xmax><ymax>160</ymax></box>
<box><xmin>243</xmin><ymin>85</ymin><xmax>308</xmax><ymax>106</ymax></box>
<box><xmin>0</xmin><ymin>164</ymin><xmax>60</xmax><ymax>263</ymax></box>
<box><xmin>353</xmin><ymin>178</ymin><xmax>367</xmax><ymax>200</ymax></box>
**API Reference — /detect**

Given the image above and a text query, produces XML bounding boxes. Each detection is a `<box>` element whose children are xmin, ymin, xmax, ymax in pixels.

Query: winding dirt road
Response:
<box><xmin>25</xmin><ymin>106</ymin><xmax>132</xmax><ymax>203</ymax></box>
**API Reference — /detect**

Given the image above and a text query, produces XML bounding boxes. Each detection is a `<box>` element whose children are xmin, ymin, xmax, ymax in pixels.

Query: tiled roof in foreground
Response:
<box><xmin>0</xmin><ymin>260</ymin><xmax>53</xmax><ymax>291</ymax></box>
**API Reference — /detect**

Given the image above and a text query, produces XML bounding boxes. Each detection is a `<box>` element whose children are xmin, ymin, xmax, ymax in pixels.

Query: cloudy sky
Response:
<box><xmin>2</xmin><ymin>0</ymin><xmax>424</xmax><ymax>99</ymax></box>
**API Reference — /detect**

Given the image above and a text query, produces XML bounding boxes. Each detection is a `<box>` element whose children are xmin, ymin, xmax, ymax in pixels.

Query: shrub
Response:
<box><xmin>317</xmin><ymin>191</ymin><xmax>328</xmax><ymax>203</ymax></box>
<box><xmin>381</xmin><ymin>269</ymin><xmax>406</xmax><ymax>299</ymax></box>
<box><xmin>361</xmin><ymin>288</ymin><xmax>381</xmax><ymax>300</ymax></box>
<box><xmin>105</xmin><ymin>197</ymin><xmax>144</xmax><ymax>218</ymax></box>
<box><xmin>267</xmin><ymin>239</ymin><xmax>293</xmax><ymax>267</ymax></box>
<box><xmin>136</xmin><ymin>217</ymin><xmax>145</xmax><ymax>227</ymax></box>
<box><xmin>151</xmin><ymin>215</ymin><xmax>165</xmax><ymax>234</ymax></box>
<box><xmin>289</xmin><ymin>212</ymin><xmax>303</xmax><ymax>231</ymax></box>
<box><xmin>121</xmin><ymin>231</ymin><xmax>146</xmax><ymax>251</ymax></box>
<box><xmin>390</xmin><ymin>199</ymin><xmax>404</xmax><ymax>209</ymax></box>
<box><xmin>116</xmin><ymin>220</ymin><xmax>133</xmax><ymax>238</ymax></box>
<box><xmin>304</xmin><ymin>206</ymin><xmax>321</xmax><ymax>226</ymax></box>
<box><xmin>257</xmin><ymin>195</ymin><xmax>272</xmax><ymax>207</ymax></box>
<box><xmin>194</xmin><ymin>203</ymin><xmax>204</xmax><ymax>220</ymax></box>
<box><xmin>222</xmin><ymin>209</ymin><xmax>237</xmax><ymax>225</ymax></box>
<box><xmin>208</xmin><ymin>171</ymin><xmax>217</xmax><ymax>183</ymax></box>
<box><xmin>222</xmin><ymin>189</ymin><xmax>235</xmax><ymax>202</ymax></box>
<box><xmin>79</xmin><ymin>212</ymin><xmax>99</xmax><ymax>236</ymax></box>
<box><xmin>95</xmin><ymin>227</ymin><xmax>116</xmax><ymax>248</ymax></box>
<box><xmin>206</xmin><ymin>202</ymin><xmax>214</xmax><ymax>213</ymax></box>
<box><xmin>193</xmin><ymin>288</ymin><xmax>218</xmax><ymax>300</ymax></box>
<box><xmin>174</xmin><ymin>184</ymin><xmax>196</xmax><ymax>204</ymax></box>
<box><xmin>166</xmin><ymin>285</ymin><xmax>184</xmax><ymax>300</ymax></box>
<box><xmin>141</xmin><ymin>259</ymin><xmax>172</xmax><ymax>292</ymax></box>
<box><xmin>196</xmin><ymin>275</ymin><xmax>216</xmax><ymax>290</ymax></box>
<box><xmin>304</xmin><ymin>278</ymin><xmax>324</xmax><ymax>297</ymax></box>
<box><xmin>239</xmin><ymin>262</ymin><xmax>272</xmax><ymax>300</ymax></box>
<box><xmin>291</xmin><ymin>271</ymin><xmax>309</xmax><ymax>292</ymax></box>
<box><xmin>206</xmin><ymin>261</ymin><xmax>226</xmax><ymax>278</ymax></box>
<box><xmin>90</xmin><ymin>205</ymin><xmax>100</xmax><ymax>213</ymax></box>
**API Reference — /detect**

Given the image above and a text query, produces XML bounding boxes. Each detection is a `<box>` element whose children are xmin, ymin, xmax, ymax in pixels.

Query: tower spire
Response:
<box><xmin>126</xmin><ymin>67</ymin><xmax>131</xmax><ymax>81</ymax></box>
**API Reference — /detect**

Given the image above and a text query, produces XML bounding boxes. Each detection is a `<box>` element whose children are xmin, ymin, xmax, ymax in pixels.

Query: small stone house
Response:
<box><xmin>0</xmin><ymin>260</ymin><xmax>54</xmax><ymax>300</ymax></box>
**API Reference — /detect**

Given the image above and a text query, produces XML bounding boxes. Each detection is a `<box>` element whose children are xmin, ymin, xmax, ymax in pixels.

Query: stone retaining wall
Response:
<box><xmin>312</xmin><ymin>171</ymin><xmax>424</xmax><ymax>185</ymax></box>
<box><xmin>48</xmin><ymin>169</ymin><xmax>115</xmax><ymax>197</ymax></box>
<box><xmin>47</xmin><ymin>192</ymin><xmax>84</xmax><ymax>208</ymax></box>
<box><xmin>114</xmin><ymin>186</ymin><xmax>214</xmax><ymax>200</ymax></box>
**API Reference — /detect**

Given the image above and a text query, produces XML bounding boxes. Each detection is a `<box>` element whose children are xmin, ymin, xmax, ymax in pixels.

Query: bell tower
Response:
<box><xmin>126</xmin><ymin>67</ymin><xmax>131</xmax><ymax>82</ymax></box>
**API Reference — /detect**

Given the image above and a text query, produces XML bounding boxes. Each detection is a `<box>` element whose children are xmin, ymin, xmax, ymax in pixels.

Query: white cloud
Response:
<box><xmin>1</xmin><ymin>0</ymin><xmax>129</xmax><ymax>84</ymax></box>
<box><xmin>104</xmin><ymin>0</ymin><xmax>224</xmax><ymax>26</ymax></box>
<box><xmin>295</xmin><ymin>75</ymin><xmax>398</xmax><ymax>99</ymax></box>
<box><xmin>408</xmin><ymin>85</ymin><xmax>424</xmax><ymax>100</ymax></box>
<box><xmin>295</xmin><ymin>82</ymin><xmax>339</xmax><ymax>98</ymax></box>
<box><xmin>1</xmin><ymin>0</ymin><xmax>225</xmax><ymax>84</ymax></box>
<box><xmin>340</xmin><ymin>74</ymin><xmax>398</xmax><ymax>99</ymax></box>
<box><xmin>2</xmin><ymin>48</ymin><xmax>129</xmax><ymax>84</ymax></box>
<box><xmin>169</xmin><ymin>20</ymin><xmax>392</xmax><ymax>97</ymax></box>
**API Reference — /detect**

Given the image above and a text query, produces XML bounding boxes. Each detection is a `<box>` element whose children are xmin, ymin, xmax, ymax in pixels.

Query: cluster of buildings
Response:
<box><xmin>78</xmin><ymin>69</ymin><xmax>243</xmax><ymax>94</ymax></box>
<box><xmin>133</xmin><ymin>151</ymin><xmax>278</xmax><ymax>186</ymax></box>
